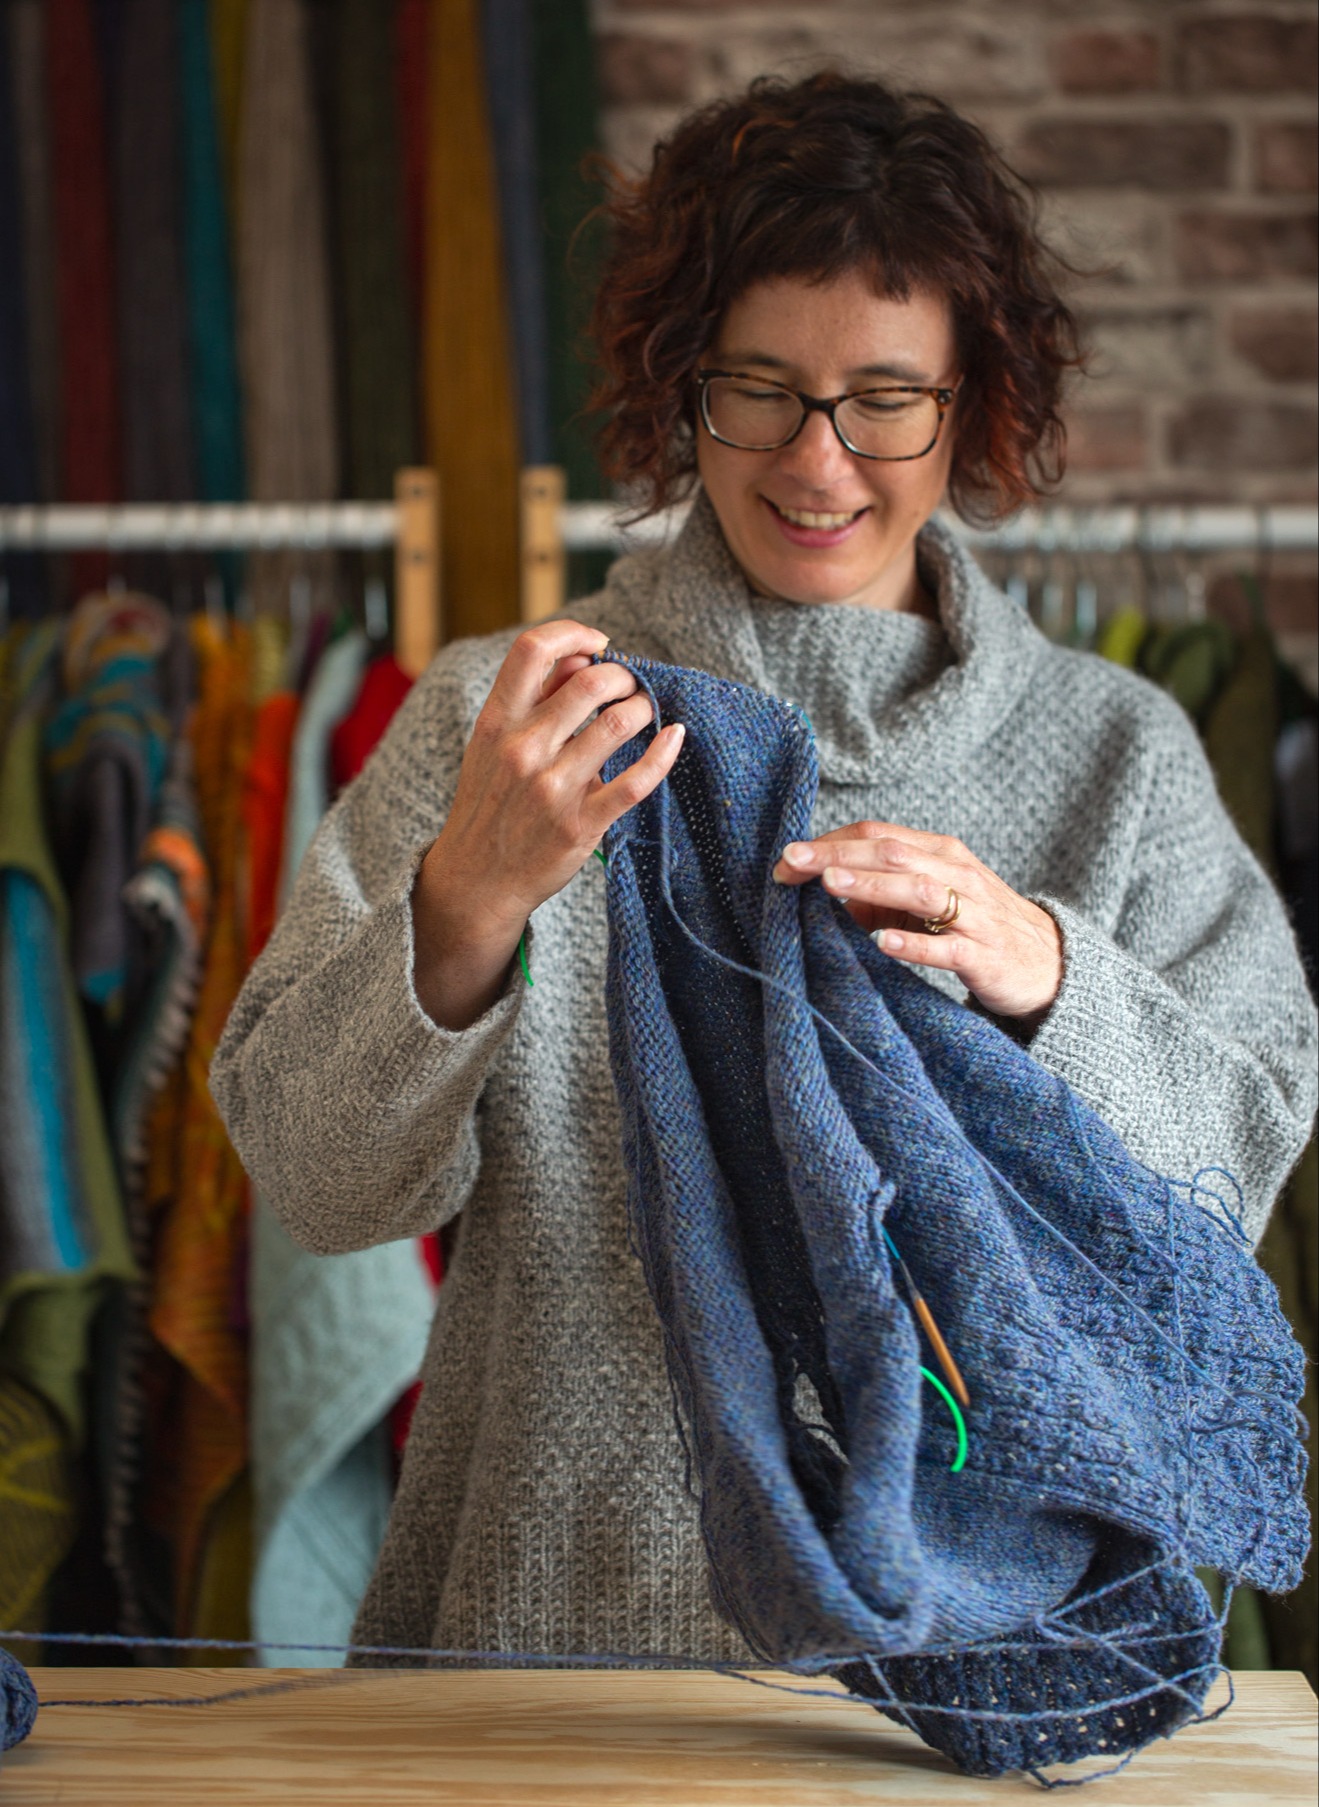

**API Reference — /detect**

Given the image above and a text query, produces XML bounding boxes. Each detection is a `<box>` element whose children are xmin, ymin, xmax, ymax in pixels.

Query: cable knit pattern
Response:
<box><xmin>210</xmin><ymin>490</ymin><xmax>1316</xmax><ymax>1669</ymax></box>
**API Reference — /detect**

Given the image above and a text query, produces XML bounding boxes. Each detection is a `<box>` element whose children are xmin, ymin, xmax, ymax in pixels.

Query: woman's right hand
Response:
<box><xmin>411</xmin><ymin>620</ymin><xmax>685</xmax><ymax>1029</ymax></box>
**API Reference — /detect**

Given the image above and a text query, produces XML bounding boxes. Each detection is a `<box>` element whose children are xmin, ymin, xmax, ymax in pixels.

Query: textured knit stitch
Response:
<box><xmin>599</xmin><ymin>649</ymin><xmax>1306</xmax><ymax>1775</ymax></box>
<box><xmin>211</xmin><ymin>491</ymin><xmax>1317</xmax><ymax>1682</ymax></box>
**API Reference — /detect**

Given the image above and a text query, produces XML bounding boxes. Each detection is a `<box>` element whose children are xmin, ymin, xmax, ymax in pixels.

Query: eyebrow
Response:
<box><xmin>712</xmin><ymin>350</ymin><xmax>935</xmax><ymax>385</ymax></box>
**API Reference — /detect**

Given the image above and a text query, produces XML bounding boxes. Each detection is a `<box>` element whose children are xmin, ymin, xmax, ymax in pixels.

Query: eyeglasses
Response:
<box><xmin>695</xmin><ymin>369</ymin><xmax>960</xmax><ymax>462</ymax></box>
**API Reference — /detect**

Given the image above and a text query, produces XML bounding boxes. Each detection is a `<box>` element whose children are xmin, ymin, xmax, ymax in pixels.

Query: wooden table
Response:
<box><xmin>2</xmin><ymin>1667</ymin><xmax>1314</xmax><ymax>1804</ymax></box>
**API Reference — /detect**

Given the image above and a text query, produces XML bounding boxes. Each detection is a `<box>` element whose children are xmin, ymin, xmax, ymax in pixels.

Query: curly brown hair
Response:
<box><xmin>588</xmin><ymin>72</ymin><xmax>1086</xmax><ymax>524</ymax></box>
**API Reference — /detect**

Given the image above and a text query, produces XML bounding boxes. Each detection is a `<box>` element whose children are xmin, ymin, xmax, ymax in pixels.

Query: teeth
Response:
<box><xmin>776</xmin><ymin>504</ymin><xmax>860</xmax><ymax>529</ymax></box>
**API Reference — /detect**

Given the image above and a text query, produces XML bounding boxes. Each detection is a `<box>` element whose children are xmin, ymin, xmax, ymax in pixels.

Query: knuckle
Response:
<box><xmin>613</xmin><ymin>767</ymin><xmax>649</xmax><ymax>808</ymax></box>
<box><xmin>503</xmin><ymin>735</ymin><xmax>540</xmax><ymax>781</ymax></box>
<box><xmin>599</xmin><ymin>704</ymin><xmax>636</xmax><ymax>741</ymax></box>
<box><xmin>878</xmin><ymin>837</ymin><xmax>908</xmax><ymax>866</ymax></box>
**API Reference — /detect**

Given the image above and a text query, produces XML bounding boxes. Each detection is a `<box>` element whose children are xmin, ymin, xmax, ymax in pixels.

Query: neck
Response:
<box><xmin>743</xmin><ymin>538</ymin><xmax>937</xmax><ymax>620</ymax></box>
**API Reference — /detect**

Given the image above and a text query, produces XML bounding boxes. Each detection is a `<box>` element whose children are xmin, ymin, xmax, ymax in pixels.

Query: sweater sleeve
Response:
<box><xmin>210</xmin><ymin>635</ymin><xmax>526</xmax><ymax>1256</ymax></box>
<box><xmin>1028</xmin><ymin>701</ymin><xmax>1317</xmax><ymax>1247</ymax></box>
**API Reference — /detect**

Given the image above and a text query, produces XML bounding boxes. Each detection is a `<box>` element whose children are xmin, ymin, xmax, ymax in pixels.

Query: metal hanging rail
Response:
<box><xmin>556</xmin><ymin>500</ymin><xmax>1319</xmax><ymax>556</ymax></box>
<box><xmin>0</xmin><ymin>501</ymin><xmax>400</xmax><ymax>550</ymax></box>
<box><xmin>0</xmin><ymin>472</ymin><xmax>443</xmax><ymax>677</ymax></box>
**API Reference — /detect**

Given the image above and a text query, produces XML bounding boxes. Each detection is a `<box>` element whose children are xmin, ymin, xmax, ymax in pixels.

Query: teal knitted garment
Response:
<box><xmin>602</xmin><ymin>652</ymin><xmax>1309</xmax><ymax>1778</ymax></box>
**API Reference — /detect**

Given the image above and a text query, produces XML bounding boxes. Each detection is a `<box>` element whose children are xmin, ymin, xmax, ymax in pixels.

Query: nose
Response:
<box><xmin>773</xmin><ymin>405</ymin><xmax>858</xmax><ymax>491</ymax></box>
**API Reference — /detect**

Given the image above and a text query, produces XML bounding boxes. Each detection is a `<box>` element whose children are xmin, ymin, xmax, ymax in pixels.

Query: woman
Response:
<box><xmin>212</xmin><ymin>74</ymin><xmax>1316</xmax><ymax>1668</ymax></box>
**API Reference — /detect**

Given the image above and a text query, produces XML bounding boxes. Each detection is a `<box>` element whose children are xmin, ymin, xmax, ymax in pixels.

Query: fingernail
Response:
<box><xmin>877</xmin><ymin>929</ymin><xmax>902</xmax><ymax>952</ymax></box>
<box><xmin>782</xmin><ymin>843</ymin><xmax>812</xmax><ymax>868</ymax></box>
<box><xmin>666</xmin><ymin>722</ymin><xmax>686</xmax><ymax>746</ymax></box>
<box><xmin>824</xmin><ymin>866</ymin><xmax>854</xmax><ymax>889</ymax></box>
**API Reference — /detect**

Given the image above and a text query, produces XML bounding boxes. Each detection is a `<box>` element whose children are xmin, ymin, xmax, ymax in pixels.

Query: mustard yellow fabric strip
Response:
<box><xmin>425</xmin><ymin>0</ymin><xmax>521</xmax><ymax>641</ymax></box>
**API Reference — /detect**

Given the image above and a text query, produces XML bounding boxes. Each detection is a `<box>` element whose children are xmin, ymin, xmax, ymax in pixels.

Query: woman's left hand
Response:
<box><xmin>772</xmin><ymin>821</ymin><xmax>1063</xmax><ymax>1026</ymax></box>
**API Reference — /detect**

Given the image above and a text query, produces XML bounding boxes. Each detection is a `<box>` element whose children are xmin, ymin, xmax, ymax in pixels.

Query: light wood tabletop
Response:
<box><xmin>1</xmin><ymin>1666</ymin><xmax>1314</xmax><ymax>1804</ymax></box>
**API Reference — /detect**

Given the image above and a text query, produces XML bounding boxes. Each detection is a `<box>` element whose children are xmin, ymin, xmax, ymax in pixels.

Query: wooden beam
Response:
<box><xmin>520</xmin><ymin>465</ymin><xmax>566</xmax><ymax>624</ymax></box>
<box><xmin>394</xmin><ymin>468</ymin><xmax>441</xmax><ymax>674</ymax></box>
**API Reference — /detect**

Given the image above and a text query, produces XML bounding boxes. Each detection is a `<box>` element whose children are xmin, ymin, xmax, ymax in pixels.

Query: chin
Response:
<box><xmin>751</xmin><ymin>551</ymin><xmax>874</xmax><ymax>607</ymax></box>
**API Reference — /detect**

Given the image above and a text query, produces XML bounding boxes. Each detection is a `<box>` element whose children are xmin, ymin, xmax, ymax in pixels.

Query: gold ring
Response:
<box><xmin>921</xmin><ymin>888</ymin><xmax>959</xmax><ymax>936</ymax></box>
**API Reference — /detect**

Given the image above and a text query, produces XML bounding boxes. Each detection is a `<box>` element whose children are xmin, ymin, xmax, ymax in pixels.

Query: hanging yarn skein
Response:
<box><xmin>599</xmin><ymin>652</ymin><xmax>1308</xmax><ymax>1780</ymax></box>
<box><xmin>1</xmin><ymin>1646</ymin><xmax>37</xmax><ymax>1752</ymax></box>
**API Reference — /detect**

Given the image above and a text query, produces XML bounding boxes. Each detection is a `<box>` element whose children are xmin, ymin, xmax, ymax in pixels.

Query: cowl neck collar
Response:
<box><xmin>596</xmin><ymin>489</ymin><xmax>1044</xmax><ymax>784</ymax></box>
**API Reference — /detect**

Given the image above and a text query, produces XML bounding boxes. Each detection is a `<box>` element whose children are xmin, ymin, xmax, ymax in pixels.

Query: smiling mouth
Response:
<box><xmin>766</xmin><ymin>500</ymin><xmax>868</xmax><ymax>530</ymax></box>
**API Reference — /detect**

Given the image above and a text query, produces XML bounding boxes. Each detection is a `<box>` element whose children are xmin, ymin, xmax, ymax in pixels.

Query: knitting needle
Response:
<box><xmin>882</xmin><ymin>1226</ymin><xmax>971</xmax><ymax>1410</ymax></box>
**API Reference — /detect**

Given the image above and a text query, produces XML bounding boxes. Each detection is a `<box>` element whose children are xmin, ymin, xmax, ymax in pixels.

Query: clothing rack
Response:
<box><xmin>0</xmin><ymin>469</ymin><xmax>442</xmax><ymax>678</ymax></box>
<box><xmin>518</xmin><ymin>467</ymin><xmax>1319</xmax><ymax>623</ymax></box>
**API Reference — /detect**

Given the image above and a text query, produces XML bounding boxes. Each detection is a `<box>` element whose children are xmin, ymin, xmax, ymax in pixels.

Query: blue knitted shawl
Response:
<box><xmin>601</xmin><ymin>654</ymin><xmax>1308</xmax><ymax>1780</ymax></box>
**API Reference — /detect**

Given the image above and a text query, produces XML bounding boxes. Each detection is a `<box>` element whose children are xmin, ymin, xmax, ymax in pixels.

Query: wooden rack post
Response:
<box><xmin>394</xmin><ymin>468</ymin><xmax>442</xmax><ymax>675</ymax></box>
<box><xmin>520</xmin><ymin>465</ymin><xmax>567</xmax><ymax>624</ymax></box>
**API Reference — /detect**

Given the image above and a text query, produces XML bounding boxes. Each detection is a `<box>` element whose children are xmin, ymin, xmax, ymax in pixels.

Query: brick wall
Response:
<box><xmin>590</xmin><ymin>0</ymin><xmax>1318</xmax><ymax>659</ymax></box>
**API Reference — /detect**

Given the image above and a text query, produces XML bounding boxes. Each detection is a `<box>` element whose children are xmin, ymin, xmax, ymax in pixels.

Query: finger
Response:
<box><xmin>774</xmin><ymin>833</ymin><xmax>969</xmax><ymax>887</ymax></box>
<box><xmin>535</xmin><ymin>657</ymin><xmax>644</xmax><ymax>750</ymax></box>
<box><xmin>587</xmin><ymin>722</ymin><xmax>687</xmax><ymax>837</ymax></box>
<box><xmin>493</xmin><ymin>620</ymin><xmax>613</xmax><ymax>716</ymax></box>
<box><xmin>557</xmin><ymin>688</ymin><xmax>657</xmax><ymax>780</ymax></box>
<box><xmin>872</xmin><ymin>924</ymin><xmax>970</xmax><ymax>973</ymax></box>
<box><xmin>540</xmin><ymin>651</ymin><xmax>596</xmax><ymax>702</ymax></box>
<box><xmin>819</xmin><ymin>865</ymin><xmax>964</xmax><ymax>927</ymax></box>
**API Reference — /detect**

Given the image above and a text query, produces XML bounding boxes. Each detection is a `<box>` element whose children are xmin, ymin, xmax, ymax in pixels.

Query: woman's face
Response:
<box><xmin>695</xmin><ymin>272</ymin><xmax>959</xmax><ymax>613</ymax></box>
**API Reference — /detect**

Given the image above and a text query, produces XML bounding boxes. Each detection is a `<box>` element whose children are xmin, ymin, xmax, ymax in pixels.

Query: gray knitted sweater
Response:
<box><xmin>211</xmin><ymin>494</ymin><xmax>1317</xmax><ymax>1667</ymax></box>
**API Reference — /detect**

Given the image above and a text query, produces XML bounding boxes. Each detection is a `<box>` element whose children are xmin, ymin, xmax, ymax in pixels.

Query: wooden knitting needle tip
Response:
<box><xmin>912</xmin><ymin>1294</ymin><xmax>971</xmax><ymax>1410</ymax></box>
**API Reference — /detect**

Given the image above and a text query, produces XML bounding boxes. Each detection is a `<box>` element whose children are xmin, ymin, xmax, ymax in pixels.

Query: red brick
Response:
<box><xmin>1209</xmin><ymin>571</ymin><xmax>1318</xmax><ymax>636</ymax></box>
<box><xmin>1255</xmin><ymin>122</ymin><xmax>1319</xmax><ymax>195</ymax></box>
<box><xmin>1015</xmin><ymin>120</ymin><xmax>1231</xmax><ymax>190</ymax></box>
<box><xmin>597</xmin><ymin>34</ymin><xmax>694</xmax><ymax>105</ymax></box>
<box><xmin>1230</xmin><ymin>307</ymin><xmax>1319</xmax><ymax>382</ymax></box>
<box><xmin>1176</xmin><ymin>209</ymin><xmax>1319</xmax><ymax>281</ymax></box>
<box><xmin>1066</xmin><ymin>405</ymin><xmax>1148</xmax><ymax>472</ymax></box>
<box><xmin>1169</xmin><ymin>398</ymin><xmax>1318</xmax><ymax>471</ymax></box>
<box><xmin>1051</xmin><ymin>29</ymin><xmax>1160</xmax><ymax>94</ymax></box>
<box><xmin>1177</xmin><ymin>15</ymin><xmax>1319</xmax><ymax>94</ymax></box>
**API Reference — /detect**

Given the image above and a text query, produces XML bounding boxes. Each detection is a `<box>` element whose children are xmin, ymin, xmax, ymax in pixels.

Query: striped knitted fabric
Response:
<box><xmin>601</xmin><ymin>654</ymin><xmax>1309</xmax><ymax>1779</ymax></box>
<box><xmin>47</xmin><ymin>0</ymin><xmax>120</xmax><ymax>511</ymax></box>
<box><xmin>424</xmin><ymin>0</ymin><xmax>520</xmax><ymax>640</ymax></box>
<box><xmin>180</xmin><ymin>0</ymin><xmax>244</xmax><ymax>504</ymax></box>
<box><xmin>7</xmin><ymin>1</ymin><xmax>61</xmax><ymax>506</ymax></box>
<box><xmin>235</xmin><ymin>0</ymin><xmax>339</xmax><ymax>617</ymax></box>
<box><xmin>113</xmin><ymin>0</ymin><xmax>196</xmax><ymax>511</ymax></box>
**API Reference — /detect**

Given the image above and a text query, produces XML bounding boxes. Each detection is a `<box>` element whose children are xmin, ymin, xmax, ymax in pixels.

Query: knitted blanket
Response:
<box><xmin>601</xmin><ymin>654</ymin><xmax>1309</xmax><ymax>1779</ymax></box>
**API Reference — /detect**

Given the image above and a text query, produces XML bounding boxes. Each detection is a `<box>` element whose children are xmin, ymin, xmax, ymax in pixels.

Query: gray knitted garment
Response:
<box><xmin>210</xmin><ymin>492</ymin><xmax>1317</xmax><ymax>1667</ymax></box>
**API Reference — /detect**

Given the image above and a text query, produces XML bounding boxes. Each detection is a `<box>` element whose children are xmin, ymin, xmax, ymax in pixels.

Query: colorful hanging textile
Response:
<box><xmin>394</xmin><ymin>0</ymin><xmax>428</xmax><ymax>338</ymax></box>
<box><xmin>144</xmin><ymin>616</ymin><xmax>252</xmax><ymax>1627</ymax></box>
<box><xmin>481</xmin><ymin>0</ymin><xmax>550</xmax><ymax>466</ymax></box>
<box><xmin>47</xmin><ymin>0</ymin><xmax>120</xmax><ymax>524</ymax></box>
<box><xmin>0</xmin><ymin>1374</ymin><xmax>76</xmax><ymax>1640</ymax></box>
<box><xmin>242</xmin><ymin>685</ymin><xmax>298</xmax><ymax>970</ymax></box>
<box><xmin>0</xmin><ymin>10</ymin><xmax>43</xmax><ymax>620</ymax></box>
<box><xmin>235</xmin><ymin>0</ymin><xmax>340</xmax><ymax>616</ymax></box>
<box><xmin>424</xmin><ymin>0</ymin><xmax>520</xmax><ymax>640</ymax></box>
<box><xmin>0</xmin><ymin>621</ymin><xmax>133</xmax><ymax>1442</ymax></box>
<box><xmin>43</xmin><ymin>594</ymin><xmax>172</xmax><ymax>1019</ymax></box>
<box><xmin>327</xmin><ymin>651</ymin><xmax>413</xmax><ymax>793</ymax></box>
<box><xmin>179</xmin><ymin>0</ymin><xmax>244</xmax><ymax>504</ymax></box>
<box><xmin>113</xmin><ymin>0</ymin><xmax>196</xmax><ymax>513</ymax></box>
<box><xmin>600</xmin><ymin>653</ymin><xmax>1306</xmax><ymax>1778</ymax></box>
<box><xmin>208</xmin><ymin>0</ymin><xmax>247</xmax><ymax>206</ymax></box>
<box><xmin>250</xmin><ymin>624</ymin><xmax>432</xmax><ymax>1667</ymax></box>
<box><xmin>332</xmin><ymin>0</ymin><xmax>417</xmax><ymax>502</ymax></box>
<box><xmin>102</xmin><ymin>630</ymin><xmax>208</xmax><ymax>1641</ymax></box>
<box><xmin>6</xmin><ymin>2</ymin><xmax>61</xmax><ymax>506</ymax></box>
<box><xmin>531</xmin><ymin>0</ymin><xmax>605</xmax><ymax>498</ymax></box>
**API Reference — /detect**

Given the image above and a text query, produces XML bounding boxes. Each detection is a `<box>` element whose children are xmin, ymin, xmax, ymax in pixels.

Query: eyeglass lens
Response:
<box><xmin>702</xmin><ymin>376</ymin><xmax>942</xmax><ymax>459</ymax></box>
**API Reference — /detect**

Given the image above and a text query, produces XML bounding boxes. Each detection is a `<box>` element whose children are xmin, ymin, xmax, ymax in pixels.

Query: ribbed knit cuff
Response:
<box><xmin>345</xmin><ymin>869</ymin><xmax>529</xmax><ymax>1105</ymax></box>
<box><xmin>1023</xmin><ymin>896</ymin><xmax>1127</xmax><ymax>1101</ymax></box>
